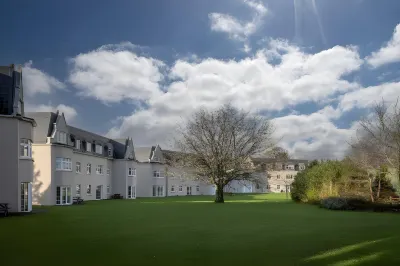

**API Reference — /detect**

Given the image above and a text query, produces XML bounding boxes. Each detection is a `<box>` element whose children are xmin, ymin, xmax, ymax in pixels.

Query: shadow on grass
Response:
<box><xmin>302</xmin><ymin>237</ymin><xmax>398</xmax><ymax>266</ymax></box>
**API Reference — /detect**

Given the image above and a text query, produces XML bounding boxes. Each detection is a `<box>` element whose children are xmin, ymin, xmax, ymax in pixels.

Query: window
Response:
<box><xmin>171</xmin><ymin>185</ymin><xmax>175</xmax><ymax>193</ymax></box>
<box><xmin>196</xmin><ymin>186</ymin><xmax>200</xmax><ymax>192</ymax></box>
<box><xmin>107</xmin><ymin>185</ymin><xmax>111</xmax><ymax>194</ymax></box>
<box><xmin>277</xmin><ymin>175</ymin><xmax>280</xmax><ymax>179</ymax></box>
<box><xmin>153</xmin><ymin>156</ymin><xmax>159</xmax><ymax>162</ymax></box>
<box><xmin>128</xmin><ymin>168</ymin><xmax>136</xmax><ymax>176</ymax></box>
<box><xmin>152</xmin><ymin>186</ymin><xmax>164</xmax><ymax>197</ymax></box>
<box><xmin>76</xmin><ymin>184</ymin><xmax>81</xmax><ymax>196</ymax></box>
<box><xmin>86</xmin><ymin>142</ymin><xmax>92</xmax><ymax>152</ymax></box>
<box><xmin>179</xmin><ymin>185</ymin><xmax>183</xmax><ymax>192</ymax></box>
<box><xmin>128</xmin><ymin>186</ymin><xmax>136</xmax><ymax>199</ymax></box>
<box><xmin>277</xmin><ymin>185</ymin><xmax>280</xmax><ymax>189</ymax></box>
<box><xmin>267</xmin><ymin>174</ymin><xmax>271</xmax><ymax>179</ymax></box>
<box><xmin>20</xmin><ymin>183</ymin><xmax>30</xmax><ymax>212</ymax></box>
<box><xmin>75</xmin><ymin>140</ymin><xmax>81</xmax><ymax>149</ymax></box>
<box><xmin>153</xmin><ymin>170</ymin><xmax>164</xmax><ymax>178</ymax></box>
<box><xmin>95</xmin><ymin>144</ymin><xmax>102</xmax><ymax>154</ymax></box>
<box><xmin>108</xmin><ymin>148</ymin><xmax>112</xmax><ymax>157</ymax></box>
<box><xmin>56</xmin><ymin>158</ymin><xmax>72</xmax><ymax>171</ymax></box>
<box><xmin>57</xmin><ymin>132</ymin><xmax>67</xmax><ymax>144</ymax></box>
<box><xmin>286</xmin><ymin>174</ymin><xmax>292</xmax><ymax>179</ymax></box>
<box><xmin>107</xmin><ymin>168</ymin><xmax>111</xmax><ymax>175</ymax></box>
<box><xmin>20</xmin><ymin>139</ymin><xmax>32</xmax><ymax>158</ymax></box>
<box><xmin>267</xmin><ymin>184</ymin><xmax>270</xmax><ymax>189</ymax></box>
<box><xmin>74</xmin><ymin>162</ymin><xmax>80</xmax><ymax>174</ymax></box>
<box><xmin>87</xmin><ymin>163</ymin><xmax>91</xmax><ymax>175</ymax></box>
<box><xmin>56</xmin><ymin>186</ymin><xmax>72</xmax><ymax>205</ymax></box>
<box><xmin>87</xmin><ymin>185</ymin><xmax>92</xmax><ymax>195</ymax></box>
<box><xmin>96</xmin><ymin>165</ymin><xmax>104</xmax><ymax>175</ymax></box>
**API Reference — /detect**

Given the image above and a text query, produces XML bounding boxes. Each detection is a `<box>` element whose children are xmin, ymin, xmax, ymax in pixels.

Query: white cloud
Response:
<box><xmin>106</xmin><ymin>40</ymin><xmax>364</xmax><ymax>159</ymax></box>
<box><xmin>22</xmin><ymin>61</ymin><xmax>65</xmax><ymax>96</ymax></box>
<box><xmin>209</xmin><ymin>0</ymin><xmax>268</xmax><ymax>52</ymax></box>
<box><xmin>26</xmin><ymin>103</ymin><xmax>78</xmax><ymax>122</ymax></box>
<box><xmin>366</xmin><ymin>24</ymin><xmax>400</xmax><ymax>68</ymax></box>
<box><xmin>68</xmin><ymin>43</ymin><xmax>165</xmax><ymax>103</ymax></box>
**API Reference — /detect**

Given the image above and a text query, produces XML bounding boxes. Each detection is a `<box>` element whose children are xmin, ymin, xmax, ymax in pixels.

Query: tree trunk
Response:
<box><xmin>215</xmin><ymin>184</ymin><xmax>224</xmax><ymax>203</ymax></box>
<box><xmin>376</xmin><ymin>178</ymin><xmax>381</xmax><ymax>200</ymax></box>
<box><xmin>369</xmin><ymin>178</ymin><xmax>375</xmax><ymax>202</ymax></box>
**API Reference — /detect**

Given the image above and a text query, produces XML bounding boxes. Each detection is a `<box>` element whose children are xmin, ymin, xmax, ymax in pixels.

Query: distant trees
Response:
<box><xmin>174</xmin><ymin>104</ymin><xmax>275</xmax><ymax>203</ymax></box>
<box><xmin>266</xmin><ymin>146</ymin><xmax>290</xmax><ymax>160</ymax></box>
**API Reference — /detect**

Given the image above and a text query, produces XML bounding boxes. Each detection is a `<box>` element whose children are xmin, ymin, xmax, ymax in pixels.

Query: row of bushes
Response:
<box><xmin>320</xmin><ymin>197</ymin><xmax>400</xmax><ymax>213</ymax></box>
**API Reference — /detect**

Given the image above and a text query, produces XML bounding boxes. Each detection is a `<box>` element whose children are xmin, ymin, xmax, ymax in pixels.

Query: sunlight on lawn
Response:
<box><xmin>331</xmin><ymin>252</ymin><xmax>386</xmax><ymax>266</ymax></box>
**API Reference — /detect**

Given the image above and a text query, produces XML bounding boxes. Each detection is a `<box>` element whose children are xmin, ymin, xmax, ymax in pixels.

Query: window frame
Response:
<box><xmin>86</xmin><ymin>163</ymin><xmax>91</xmax><ymax>175</ymax></box>
<box><xmin>56</xmin><ymin>157</ymin><xmax>72</xmax><ymax>171</ymax></box>
<box><xmin>86</xmin><ymin>142</ymin><xmax>92</xmax><ymax>152</ymax></box>
<box><xmin>57</xmin><ymin>132</ymin><xmax>67</xmax><ymax>144</ymax></box>
<box><xmin>75</xmin><ymin>140</ymin><xmax>81</xmax><ymax>150</ymax></box>
<box><xmin>95</xmin><ymin>144</ymin><xmax>102</xmax><ymax>154</ymax></box>
<box><xmin>76</xmin><ymin>184</ymin><xmax>81</xmax><ymax>197</ymax></box>
<box><xmin>171</xmin><ymin>185</ymin><xmax>175</xmax><ymax>193</ymax></box>
<box><xmin>178</xmin><ymin>185</ymin><xmax>183</xmax><ymax>192</ymax></box>
<box><xmin>87</xmin><ymin>184</ymin><xmax>92</xmax><ymax>195</ymax></box>
<box><xmin>107</xmin><ymin>168</ymin><xmax>111</xmax><ymax>175</ymax></box>
<box><xmin>76</xmin><ymin>162</ymin><xmax>81</xmax><ymax>173</ymax></box>
<box><xmin>96</xmin><ymin>165</ymin><xmax>104</xmax><ymax>175</ymax></box>
<box><xmin>20</xmin><ymin>139</ymin><xmax>32</xmax><ymax>159</ymax></box>
<box><xmin>128</xmin><ymin>167</ymin><xmax>136</xmax><ymax>177</ymax></box>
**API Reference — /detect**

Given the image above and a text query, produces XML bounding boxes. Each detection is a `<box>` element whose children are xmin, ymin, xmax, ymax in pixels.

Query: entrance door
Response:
<box><xmin>187</xmin><ymin>186</ymin><xmax>192</xmax><ymax>195</ymax></box>
<box><xmin>57</xmin><ymin>186</ymin><xmax>72</xmax><ymax>205</ymax></box>
<box><xmin>96</xmin><ymin>185</ymin><xmax>102</xmax><ymax>200</ymax></box>
<box><xmin>20</xmin><ymin>182</ymin><xmax>32</xmax><ymax>212</ymax></box>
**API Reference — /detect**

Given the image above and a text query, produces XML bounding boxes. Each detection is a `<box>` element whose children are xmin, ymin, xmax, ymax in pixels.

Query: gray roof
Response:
<box><xmin>68</xmin><ymin>126</ymin><xmax>110</xmax><ymax>145</ymax></box>
<box><xmin>251</xmin><ymin>157</ymin><xmax>308</xmax><ymax>164</ymax></box>
<box><xmin>134</xmin><ymin>147</ymin><xmax>154</xmax><ymax>162</ymax></box>
<box><xmin>25</xmin><ymin>112</ymin><xmax>58</xmax><ymax>143</ymax></box>
<box><xmin>111</xmin><ymin>139</ymin><xmax>129</xmax><ymax>159</ymax></box>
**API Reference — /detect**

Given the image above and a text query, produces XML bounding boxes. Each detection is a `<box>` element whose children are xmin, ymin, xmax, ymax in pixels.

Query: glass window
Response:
<box><xmin>20</xmin><ymin>183</ymin><xmax>29</xmax><ymax>212</ymax></box>
<box><xmin>107</xmin><ymin>185</ymin><xmax>110</xmax><ymax>194</ymax></box>
<box><xmin>76</xmin><ymin>140</ymin><xmax>81</xmax><ymax>149</ymax></box>
<box><xmin>128</xmin><ymin>186</ymin><xmax>132</xmax><ymax>199</ymax></box>
<box><xmin>86</xmin><ymin>142</ymin><xmax>92</xmax><ymax>152</ymax></box>
<box><xmin>196</xmin><ymin>186</ymin><xmax>200</xmax><ymax>192</ymax></box>
<box><xmin>277</xmin><ymin>185</ymin><xmax>280</xmax><ymax>189</ymax></box>
<box><xmin>179</xmin><ymin>185</ymin><xmax>183</xmax><ymax>192</ymax></box>
<box><xmin>153</xmin><ymin>171</ymin><xmax>163</xmax><ymax>178</ymax></box>
<box><xmin>20</xmin><ymin>139</ymin><xmax>32</xmax><ymax>158</ymax></box>
<box><xmin>76</xmin><ymin>184</ymin><xmax>81</xmax><ymax>196</ymax></box>
<box><xmin>87</xmin><ymin>163</ymin><xmax>91</xmax><ymax>175</ymax></box>
<box><xmin>95</xmin><ymin>144</ymin><xmax>102</xmax><ymax>154</ymax></box>
<box><xmin>87</xmin><ymin>185</ymin><xmax>92</xmax><ymax>194</ymax></box>
<box><xmin>107</xmin><ymin>168</ymin><xmax>111</xmax><ymax>175</ymax></box>
<box><xmin>76</xmin><ymin>162</ymin><xmax>81</xmax><ymax>173</ymax></box>
<box><xmin>56</xmin><ymin>157</ymin><xmax>72</xmax><ymax>171</ymax></box>
<box><xmin>171</xmin><ymin>185</ymin><xmax>175</xmax><ymax>193</ymax></box>
<box><xmin>128</xmin><ymin>168</ymin><xmax>136</xmax><ymax>176</ymax></box>
<box><xmin>96</xmin><ymin>165</ymin><xmax>103</xmax><ymax>175</ymax></box>
<box><xmin>277</xmin><ymin>175</ymin><xmax>280</xmax><ymax>179</ymax></box>
<box><xmin>57</xmin><ymin>132</ymin><xmax>67</xmax><ymax>144</ymax></box>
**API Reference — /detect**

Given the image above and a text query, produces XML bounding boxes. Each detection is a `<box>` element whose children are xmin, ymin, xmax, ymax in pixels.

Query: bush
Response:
<box><xmin>320</xmin><ymin>196</ymin><xmax>400</xmax><ymax>213</ymax></box>
<box><xmin>320</xmin><ymin>197</ymin><xmax>355</xmax><ymax>210</ymax></box>
<box><xmin>109</xmin><ymin>194</ymin><xmax>124</xmax><ymax>199</ymax></box>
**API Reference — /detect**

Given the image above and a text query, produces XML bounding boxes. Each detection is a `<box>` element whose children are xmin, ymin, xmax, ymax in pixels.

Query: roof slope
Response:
<box><xmin>25</xmin><ymin>112</ymin><xmax>57</xmax><ymax>143</ymax></box>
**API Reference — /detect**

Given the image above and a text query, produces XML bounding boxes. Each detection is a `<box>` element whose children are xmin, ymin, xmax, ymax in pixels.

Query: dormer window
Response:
<box><xmin>76</xmin><ymin>140</ymin><xmax>81</xmax><ymax>150</ymax></box>
<box><xmin>86</xmin><ymin>142</ymin><xmax>92</xmax><ymax>152</ymax></box>
<box><xmin>108</xmin><ymin>148</ymin><xmax>112</xmax><ymax>157</ymax></box>
<box><xmin>95</xmin><ymin>144</ymin><xmax>102</xmax><ymax>154</ymax></box>
<box><xmin>153</xmin><ymin>156</ymin><xmax>159</xmax><ymax>162</ymax></box>
<box><xmin>57</xmin><ymin>132</ymin><xmax>67</xmax><ymax>144</ymax></box>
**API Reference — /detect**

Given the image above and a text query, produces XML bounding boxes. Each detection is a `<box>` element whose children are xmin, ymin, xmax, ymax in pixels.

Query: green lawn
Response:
<box><xmin>2</xmin><ymin>194</ymin><xmax>400</xmax><ymax>266</ymax></box>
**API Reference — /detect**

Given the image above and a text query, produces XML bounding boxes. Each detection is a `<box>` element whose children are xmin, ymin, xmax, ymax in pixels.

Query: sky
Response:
<box><xmin>1</xmin><ymin>0</ymin><xmax>400</xmax><ymax>160</ymax></box>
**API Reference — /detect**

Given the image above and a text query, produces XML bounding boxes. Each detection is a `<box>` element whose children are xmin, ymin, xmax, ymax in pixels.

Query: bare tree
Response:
<box><xmin>266</xmin><ymin>146</ymin><xmax>290</xmax><ymax>160</ymax></box>
<box><xmin>357</xmin><ymin>99</ymin><xmax>400</xmax><ymax>182</ymax></box>
<box><xmin>173</xmin><ymin>104</ymin><xmax>275</xmax><ymax>203</ymax></box>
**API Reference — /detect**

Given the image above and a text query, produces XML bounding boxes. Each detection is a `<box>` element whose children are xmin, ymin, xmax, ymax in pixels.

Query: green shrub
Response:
<box><xmin>320</xmin><ymin>197</ymin><xmax>353</xmax><ymax>210</ymax></box>
<box><xmin>320</xmin><ymin>196</ymin><xmax>400</xmax><ymax>213</ymax></box>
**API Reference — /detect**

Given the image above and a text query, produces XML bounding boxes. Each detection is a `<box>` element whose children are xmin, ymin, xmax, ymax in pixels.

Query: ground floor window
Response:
<box><xmin>56</xmin><ymin>186</ymin><xmax>72</xmax><ymax>205</ymax></box>
<box><xmin>96</xmin><ymin>185</ymin><xmax>103</xmax><ymax>200</ymax></box>
<box><xmin>152</xmin><ymin>185</ymin><xmax>164</xmax><ymax>197</ymax></box>
<box><xmin>107</xmin><ymin>185</ymin><xmax>111</xmax><ymax>194</ymax></box>
<box><xmin>171</xmin><ymin>185</ymin><xmax>175</xmax><ymax>193</ymax></box>
<box><xmin>20</xmin><ymin>182</ymin><xmax>32</xmax><ymax>212</ymax></box>
<box><xmin>76</xmin><ymin>184</ymin><xmax>81</xmax><ymax>197</ymax></box>
<box><xmin>196</xmin><ymin>185</ymin><xmax>200</xmax><ymax>192</ymax></box>
<box><xmin>128</xmin><ymin>186</ymin><xmax>136</xmax><ymax>199</ymax></box>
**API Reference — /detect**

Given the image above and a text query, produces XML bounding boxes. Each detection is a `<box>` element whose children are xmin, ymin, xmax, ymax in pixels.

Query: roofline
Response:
<box><xmin>0</xmin><ymin>114</ymin><xmax>36</xmax><ymax>126</ymax></box>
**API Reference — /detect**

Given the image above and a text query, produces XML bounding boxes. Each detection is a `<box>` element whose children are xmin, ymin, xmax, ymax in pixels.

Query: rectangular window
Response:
<box><xmin>128</xmin><ymin>186</ymin><xmax>135</xmax><ymax>199</ymax></box>
<box><xmin>75</xmin><ymin>140</ymin><xmax>81</xmax><ymax>149</ymax></box>
<box><xmin>57</xmin><ymin>132</ymin><xmax>67</xmax><ymax>144</ymax></box>
<box><xmin>277</xmin><ymin>175</ymin><xmax>280</xmax><ymax>179</ymax></box>
<box><xmin>152</xmin><ymin>185</ymin><xmax>164</xmax><ymax>197</ymax></box>
<box><xmin>87</xmin><ymin>163</ymin><xmax>91</xmax><ymax>175</ymax></box>
<box><xmin>95</xmin><ymin>144</ymin><xmax>102</xmax><ymax>154</ymax></box>
<box><xmin>179</xmin><ymin>185</ymin><xmax>183</xmax><ymax>192</ymax></box>
<box><xmin>86</xmin><ymin>142</ymin><xmax>92</xmax><ymax>152</ymax></box>
<box><xmin>20</xmin><ymin>182</ymin><xmax>30</xmax><ymax>212</ymax></box>
<box><xmin>20</xmin><ymin>139</ymin><xmax>32</xmax><ymax>158</ymax></box>
<box><xmin>153</xmin><ymin>170</ymin><xmax>164</xmax><ymax>178</ymax></box>
<box><xmin>108</xmin><ymin>148</ymin><xmax>112</xmax><ymax>157</ymax></box>
<box><xmin>277</xmin><ymin>185</ymin><xmax>280</xmax><ymax>189</ymax></box>
<box><xmin>107</xmin><ymin>185</ymin><xmax>111</xmax><ymax>194</ymax></box>
<box><xmin>56</xmin><ymin>157</ymin><xmax>72</xmax><ymax>171</ymax></box>
<box><xmin>56</xmin><ymin>186</ymin><xmax>71</xmax><ymax>205</ymax></box>
<box><xmin>128</xmin><ymin>168</ymin><xmax>136</xmax><ymax>176</ymax></box>
<box><xmin>87</xmin><ymin>185</ymin><xmax>92</xmax><ymax>195</ymax></box>
<box><xmin>171</xmin><ymin>185</ymin><xmax>175</xmax><ymax>193</ymax></box>
<box><xmin>153</xmin><ymin>156</ymin><xmax>159</xmax><ymax>162</ymax></box>
<box><xmin>107</xmin><ymin>168</ymin><xmax>111</xmax><ymax>175</ymax></box>
<box><xmin>76</xmin><ymin>162</ymin><xmax>81</xmax><ymax>173</ymax></box>
<box><xmin>76</xmin><ymin>184</ymin><xmax>81</xmax><ymax>196</ymax></box>
<box><xmin>96</xmin><ymin>165</ymin><xmax>103</xmax><ymax>175</ymax></box>
<box><xmin>196</xmin><ymin>185</ymin><xmax>200</xmax><ymax>192</ymax></box>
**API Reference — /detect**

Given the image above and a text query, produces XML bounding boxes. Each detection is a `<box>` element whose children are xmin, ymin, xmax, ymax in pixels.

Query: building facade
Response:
<box><xmin>0</xmin><ymin>65</ymin><xmax>36</xmax><ymax>213</ymax></box>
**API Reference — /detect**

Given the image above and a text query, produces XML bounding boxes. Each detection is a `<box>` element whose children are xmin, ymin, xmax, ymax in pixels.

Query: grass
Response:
<box><xmin>2</xmin><ymin>194</ymin><xmax>400</xmax><ymax>266</ymax></box>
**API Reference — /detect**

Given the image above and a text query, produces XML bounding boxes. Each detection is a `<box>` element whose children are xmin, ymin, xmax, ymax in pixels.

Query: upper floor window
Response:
<box><xmin>87</xmin><ymin>163</ymin><xmax>91</xmax><ymax>175</ymax></box>
<box><xmin>128</xmin><ymin>168</ymin><xmax>136</xmax><ymax>177</ymax></box>
<box><xmin>276</xmin><ymin>175</ymin><xmax>281</xmax><ymax>179</ymax></box>
<box><xmin>76</xmin><ymin>162</ymin><xmax>81</xmax><ymax>173</ymax></box>
<box><xmin>95</xmin><ymin>144</ymin><xmax>102</xmax><ymax>154</ymax></box>
<box><xmin>86</xmin><ymin>142</ymin><xmax>92</xmax><ymax>152</ymax></box>
<box><xmin>96</xmin><ymin>165</ymin><xmax>104</xmax><ymax>175</ymax></box>
<box><xmin>153</xmin><ymin>156</ymin><xmax>159</xmax><ymax>162</ymax></box>
<box><xmin>107</xmin><ymin>168</ymin><xmax>111</xmax><ymax>175</ymax></box>
<box><xmin>56</xmin><ymin>157</ymin><xmax>72</xmax><ymax>171</ymax></box>
<box><xmin>299</xmin><ymin>165</ymin><xmax>305</xmax><ymax>170</ymax></box>
<box><xmin>286</xmin><ymin>174</ymin><xmax>293</xmax><ymax>179</ymax></box>
<box><xmin>171</xmin><ymin>185</ymin><xmax>175</xmax><ymax>193</ymax></box>
<box><xmin>108</xmin><ymin>148</ymin><xmax>112</xmax><ymax>157</ymax></box>
<box><xmin>75</xmin><ymin>140</ymin><xmax>81</xmax><ymax>149</ymax></box>
<box><xmin>57</xmin><ymin>132</ymin><xmax>67</xmax><ymax>144</ymax></box>
<box><xmin>153</xmin><ymin>170</ymin><xmax>164</xmax><ymax>178</ymax></box>
<box><xmin>20</xmin><ymin>139</ymin><xmax>32</xmax><ymax>158</ymax></box>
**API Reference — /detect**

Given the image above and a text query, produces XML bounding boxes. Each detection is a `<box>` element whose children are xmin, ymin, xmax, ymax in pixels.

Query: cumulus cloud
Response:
<box><xmin>26</xmin><ymin>103</ymin><xmax>78</xmax><ymax>122</ymax></box>
<box><xmin>68</xmin><ymin>42</ymin><xmax>165</xmax><ymax>103</ymax></box>
<box><xmin>22</xmin><ymin>61</ymin><xmax>65</xmax><ymax>96</ymax></box>
<box><xmin>209</xmin><ymin>0</ymin><xmax>268</xmax><ymax>52</ymax></box>
<box><xmin>366</xmin><ymin>24</ymin><xmax>400</xmax><ymax>68</ymax></box>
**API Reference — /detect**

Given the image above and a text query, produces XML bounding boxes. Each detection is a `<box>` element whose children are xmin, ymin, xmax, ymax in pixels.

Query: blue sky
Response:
<box><xmin>1</xmin><ymin>0</ymin><xmax>399</xmax><ymax>159</ymax></box>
